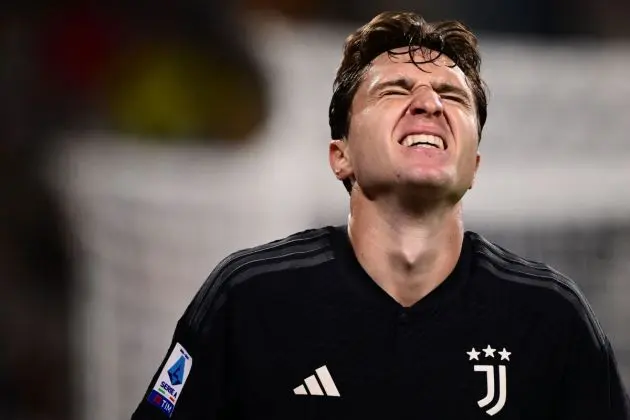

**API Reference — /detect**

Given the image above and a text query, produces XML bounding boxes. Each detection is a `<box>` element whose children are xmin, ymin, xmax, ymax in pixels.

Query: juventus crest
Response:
<box><xmin>467</xmin><ymin>345</ymin><xmax>511</xmax><ymax>416</ymax></box>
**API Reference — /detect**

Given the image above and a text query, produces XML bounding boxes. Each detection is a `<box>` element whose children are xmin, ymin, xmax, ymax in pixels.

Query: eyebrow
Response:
<box><xmin>369</xmin><ymin>77</ymin><xmax>415</xmax><ymax>95</ymax></box>
<box><xmin>370</xmin><ymin>78</ymin><xmax>472</xmax><ymax>104</ymax></box>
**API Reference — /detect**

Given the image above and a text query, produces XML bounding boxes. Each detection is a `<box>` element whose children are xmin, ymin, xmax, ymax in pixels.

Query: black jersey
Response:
<box><xmin>132</xmin><ymin>226</ymin><xmax>630</xmax><ymax>419</ymax></box>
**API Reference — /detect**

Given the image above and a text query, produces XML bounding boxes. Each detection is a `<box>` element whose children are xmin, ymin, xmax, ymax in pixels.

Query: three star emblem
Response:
<box><xmin>467</xmin><ymin>346</ymin><xmax>511</xmax><ymax>361</ymax></box>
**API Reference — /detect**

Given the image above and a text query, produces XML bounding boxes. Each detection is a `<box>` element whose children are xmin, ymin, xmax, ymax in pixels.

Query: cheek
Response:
<box><xmin>353</xmin><ymin>106</ymin><xmax>385</xmax><ymax>134</ymax></box>
<box><xmin>348</xmin><ymin>108</ymin><xmax>387</xmax><ymax>156</ymax></box>
<box><xmin>449</xmin><ymin>108</ymin><xmax>478</xmax><ymax>146</ymax></box>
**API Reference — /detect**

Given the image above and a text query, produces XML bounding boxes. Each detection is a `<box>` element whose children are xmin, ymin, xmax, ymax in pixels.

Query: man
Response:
<box><xmin>132</xmin><ymin>11</ymin><xmax>630</xmax><ymax>419</ymax></box>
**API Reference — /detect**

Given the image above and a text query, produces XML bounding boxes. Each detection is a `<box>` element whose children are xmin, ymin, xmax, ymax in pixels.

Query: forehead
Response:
<box><xmin>365</xmin><ymin>46</ymin><xmax>468</xmax><ymax>89</ymax></box>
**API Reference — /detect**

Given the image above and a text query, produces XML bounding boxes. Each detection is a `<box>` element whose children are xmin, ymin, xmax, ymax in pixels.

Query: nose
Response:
<box><xmin>409</xmin><ymin>87</ymin><xmax>444</xmax><ymax>118</ymax></box>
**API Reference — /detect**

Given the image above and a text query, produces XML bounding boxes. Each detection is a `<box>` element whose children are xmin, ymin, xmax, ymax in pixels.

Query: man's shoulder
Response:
<box><xmin>467</xmin><ymin>230</ymin><xmax>573</xmax><ymax>286</ymax></box>
<box><xmin>467</xmin><ymin>230</ymin><xmax>607</xmax><ymax>347</ymax></box>
<box><xmin>467</xmin><ymin>230</ymin><xmax>584</xmax><ymax>300</ymax></box>
<box><xmin>183</xmin><ymin>226</ymin><xmax>337</xmax><ymax>328</ymax></box>
<box><xmin>211</xmin><ymin>226</ymin><xmax>336</xmax><ymax>282</ymax></box>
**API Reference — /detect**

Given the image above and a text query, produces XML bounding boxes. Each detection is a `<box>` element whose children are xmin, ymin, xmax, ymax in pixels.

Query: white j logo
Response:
<box><xmin>474</xmin><ymin>365</ymin><xmax>507</xmax><ymax>416</ymax></box>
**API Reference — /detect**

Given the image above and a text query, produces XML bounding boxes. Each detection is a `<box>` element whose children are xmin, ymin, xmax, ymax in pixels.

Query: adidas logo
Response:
<box><xmin>293</xmin><ymin>365</ymin><xmax>340</xmax><ymax>397</ymax></box>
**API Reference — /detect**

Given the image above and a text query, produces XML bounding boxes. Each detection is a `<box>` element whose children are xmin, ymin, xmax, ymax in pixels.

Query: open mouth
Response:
<box><xmin>400</xmin><ymin>134</ymin><xmax>445</xmax><ymax>150</ymax></box>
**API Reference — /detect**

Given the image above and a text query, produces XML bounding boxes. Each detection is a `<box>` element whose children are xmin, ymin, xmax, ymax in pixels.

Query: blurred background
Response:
<box><xmin>1</xmin><ymin>1</ymin><xmax>629</xmax><ymax>419</ymax></box>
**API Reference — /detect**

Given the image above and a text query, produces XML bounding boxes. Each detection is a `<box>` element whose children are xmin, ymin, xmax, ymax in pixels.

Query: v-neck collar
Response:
<box><xmin>329</xmin><ymin>224</ymin><xmax>473</xmax><ymax>319</ymax></box>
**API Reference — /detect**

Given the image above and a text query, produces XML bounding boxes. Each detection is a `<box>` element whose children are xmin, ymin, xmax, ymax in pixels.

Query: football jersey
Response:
<box><xmin>132</xmin><ymin>226</ymin><xmax>630</xmax><ymax>419</ymax></box>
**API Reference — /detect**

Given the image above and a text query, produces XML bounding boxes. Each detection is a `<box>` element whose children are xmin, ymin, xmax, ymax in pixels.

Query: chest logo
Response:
<box><xmin>293</xmin><ymin>365</ymin><xmax>341</xmax><ymax>397</ymax></box>
<box><xmin>467</xmin><ymin>345</ymin><xmax>511</xmax><ymax>416</ymax></box>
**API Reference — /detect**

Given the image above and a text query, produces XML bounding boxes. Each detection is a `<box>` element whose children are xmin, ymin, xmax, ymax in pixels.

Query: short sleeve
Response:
<box><xmin>131</xmin><ymin>275</ymin><xmax>231</xmax><ymax>419</ymax></box>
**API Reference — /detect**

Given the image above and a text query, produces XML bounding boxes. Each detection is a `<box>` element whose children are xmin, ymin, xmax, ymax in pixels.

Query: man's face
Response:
<box><xmin>330</xmin><ymin>47</ymin><xmax>481</xmax><ymax>203</ymax></box>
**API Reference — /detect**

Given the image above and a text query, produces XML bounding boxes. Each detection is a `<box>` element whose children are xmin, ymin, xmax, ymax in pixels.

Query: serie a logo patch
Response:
<box><xmin>147</xmin><ymin>343</ymin><xmax>193</xmax><ymax>417</ymax></box>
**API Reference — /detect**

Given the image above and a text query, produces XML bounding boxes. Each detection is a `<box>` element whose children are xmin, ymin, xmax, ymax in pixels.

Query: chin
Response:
<box><xmin>397</xmin><ymin>175</ymin><xmax>459</xmax><ymax>196</ymax></box>
<box><xmin>404</xmin><ymin>172</ymin><xmax>453</xmax><ymax>188</ymax></box>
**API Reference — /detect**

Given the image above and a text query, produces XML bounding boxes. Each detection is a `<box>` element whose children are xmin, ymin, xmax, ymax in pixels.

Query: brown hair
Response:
<box><xmin>328</xmin><ymin>12</ymin><xmax>488</xmax><ymax>193</ymax></box>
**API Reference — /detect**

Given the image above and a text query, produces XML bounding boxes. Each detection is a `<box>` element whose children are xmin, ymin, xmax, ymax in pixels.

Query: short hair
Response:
<box><xmin>328</xmin><ymin>12</ymin><xmax>488</xmax><ymax>193</ymax></box>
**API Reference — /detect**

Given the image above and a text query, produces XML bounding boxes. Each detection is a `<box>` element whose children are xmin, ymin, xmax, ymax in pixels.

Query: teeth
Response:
<box><xmin>401</xmin><ymin>134</ymin><xmax>444</xmax><ymax>149</ymax></box>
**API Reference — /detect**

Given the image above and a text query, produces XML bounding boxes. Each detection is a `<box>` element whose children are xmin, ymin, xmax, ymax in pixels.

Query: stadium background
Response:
<box><xmin>1</xmin><ymin>2</ymin><xmax>629</xmax><ymax>419</ymax></box>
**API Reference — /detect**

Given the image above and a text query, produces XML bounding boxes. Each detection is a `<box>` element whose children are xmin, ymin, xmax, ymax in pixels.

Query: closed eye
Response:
<box><xmin>441</xmin><ymin>95</ymin><xmax>464</xmax><ymax>102</ymax></box>
<box><xmin>440</xmin><ymin>94</ymin><xmax>472</xmax><ymax>109</ymax></box>
<box><xmin>433</xmin><ymin>82</ymin><xmax>473</xmax><ymax>108</ymax></box>
<box><xmin>381</xmin><ymin>89</ymin><xmax>408</xmax><ymax>97</ymax></box>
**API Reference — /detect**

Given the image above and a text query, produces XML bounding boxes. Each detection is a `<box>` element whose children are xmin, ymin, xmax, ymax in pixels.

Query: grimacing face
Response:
<box><xmin>330</xmin><ymin>47</ymin><xmax>481</xmax><ymax>204</ymax></box>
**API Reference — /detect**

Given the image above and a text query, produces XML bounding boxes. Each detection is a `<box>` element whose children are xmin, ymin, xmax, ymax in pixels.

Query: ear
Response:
<box><xmin>329</xmin><ymin>139</ymin><xmax>354</xmax><ymax>182</ymax></box>
<box><xmin>469</xmin><ymin>152</ymin><xmax>481</xmax><ymax>190</ymax></box>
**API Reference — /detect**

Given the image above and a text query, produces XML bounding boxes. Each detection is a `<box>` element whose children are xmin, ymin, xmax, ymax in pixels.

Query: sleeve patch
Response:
<box><xmin>146</xmin><ymin>343</ymin><xmax>193</xmax><ymax>417</ymax></box>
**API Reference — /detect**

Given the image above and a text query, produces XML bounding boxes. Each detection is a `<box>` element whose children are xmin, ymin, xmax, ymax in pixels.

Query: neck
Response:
<box><xmin>348</xmin><ymin>190</ymin><xmax>465</xmax><ymax>307</ymax></box>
